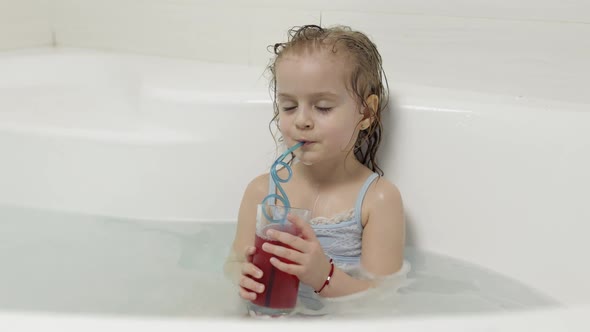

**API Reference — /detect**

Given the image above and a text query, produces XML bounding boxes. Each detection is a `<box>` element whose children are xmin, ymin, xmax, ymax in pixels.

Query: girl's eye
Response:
<box><xmin>281</xmin><ymin>106</ymin><xmax>297</xmax><ymax>112</ymax></box>
<box><xmin>316</xmin><ymin>106</ymin><xmax>332</xmax><ymax>112</ymax></box>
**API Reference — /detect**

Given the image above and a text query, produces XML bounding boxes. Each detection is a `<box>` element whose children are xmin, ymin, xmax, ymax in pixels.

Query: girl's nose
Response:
<box><xmin>294</xmin><ymin>107</ymin><xmax>314</xmax><ymax>130</ymax></box>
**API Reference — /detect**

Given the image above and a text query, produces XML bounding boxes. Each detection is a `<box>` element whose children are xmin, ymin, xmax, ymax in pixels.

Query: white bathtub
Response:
<box><xmin>0</xmin><ymin>48</ymin><xmax>589</xmax><ymax>331</ymax></box>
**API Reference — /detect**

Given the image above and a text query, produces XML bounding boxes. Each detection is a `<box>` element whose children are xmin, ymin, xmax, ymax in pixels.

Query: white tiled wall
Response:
<box><xmin>0</xmin><ymin>0</ymin><xmax>52</xmax><ymax>50</ymax></box>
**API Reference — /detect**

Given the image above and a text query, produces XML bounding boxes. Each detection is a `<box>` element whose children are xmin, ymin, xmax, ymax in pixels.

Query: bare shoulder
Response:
<box><xmin>232</xmin><ymin>172</ymin><xmax>271</xmax><ymax>253</ymax></box>
<box><xmin>367</xmin><ymin>176</ymin><xmax>402</xmax><ymax>206</ymax></box>
<box><xmin>243</xmin><ymin>172</ymin><xmax>270</xmax><ymax>198</ymax></box>
<box><xmin>238</xmin><ymin>172</ymin><xmax>272</xmax><ymax>215</ymax></box>
<box><xmin>363</xmin><ymin>176</ymin><xmax>404</xmax><ymax>223</ymax></box>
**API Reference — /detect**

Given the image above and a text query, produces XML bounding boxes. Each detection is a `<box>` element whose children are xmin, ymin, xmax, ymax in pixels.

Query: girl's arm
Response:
<box><xmin>223</xmin><ymin>174</ymin><xmax>268</xmax><ymax>284</ymax></box>
<box><xmin>359</xmin><ymin>178</ymin><xmax>405</xmax><ymax>277</ymax></box>
<box><xmin>317</xmin><ymin>178</ymin><xmax>405</xmax><ymax>297</ymax></box>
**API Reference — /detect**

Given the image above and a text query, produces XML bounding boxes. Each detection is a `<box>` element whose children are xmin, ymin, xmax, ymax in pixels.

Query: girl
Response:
<box><xmin>224</xmin><ymin>24</ymin><xmax>405</xmax><ymax>311</ymax></box>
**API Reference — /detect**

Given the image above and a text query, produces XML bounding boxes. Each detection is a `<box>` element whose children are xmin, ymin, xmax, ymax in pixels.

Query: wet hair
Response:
<box><xmin>266</xmin><ymin>24</ymin><xmax>389</xmax><ymax>175</ymax></box>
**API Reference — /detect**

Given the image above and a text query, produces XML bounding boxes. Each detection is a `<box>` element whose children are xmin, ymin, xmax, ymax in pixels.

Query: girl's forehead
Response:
<box><xmin>275</xmin><ymin>51</ymin><xmax>350</xmax><ymax>92</ymax></box>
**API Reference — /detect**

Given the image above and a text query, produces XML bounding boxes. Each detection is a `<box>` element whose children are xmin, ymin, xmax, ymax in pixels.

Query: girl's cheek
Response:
<box><xmin>336</xmin><ymin>129</ymin><xmax>360</xmax><ymax>149</ymax></box>
<box><xmin>277</xmin><ymin>118</ymin><xmax>287</xmax><ymax>132</ymax></box>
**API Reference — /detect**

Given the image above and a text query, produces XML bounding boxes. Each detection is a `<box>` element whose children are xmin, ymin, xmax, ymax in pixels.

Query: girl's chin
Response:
<box><xmin>295</xmin><ymin>154</ymin><xmax>315</xmax><ymax>166</ymax></box>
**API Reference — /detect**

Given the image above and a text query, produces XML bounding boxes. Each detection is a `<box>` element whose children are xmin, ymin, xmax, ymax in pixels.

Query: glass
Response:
<box><xmin>247</xmin><ymin>204</ymin><xmax>312</xmax><ymax>317</ymax></box>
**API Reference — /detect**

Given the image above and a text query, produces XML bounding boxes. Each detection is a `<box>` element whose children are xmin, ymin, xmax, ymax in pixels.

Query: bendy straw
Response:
<box><xmin>260</xmin><ymin>141</ymin><xmax>304</xmax><ymax>223</ymax></box>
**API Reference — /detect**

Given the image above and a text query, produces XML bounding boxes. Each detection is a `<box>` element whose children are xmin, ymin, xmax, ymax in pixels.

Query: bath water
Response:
<box><xmin>0</xmin><ymin>205</ymin><xmax>558</xmax><ymax>318</ymax></box>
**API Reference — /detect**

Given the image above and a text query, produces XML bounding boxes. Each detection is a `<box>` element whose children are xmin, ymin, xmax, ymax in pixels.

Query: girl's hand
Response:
<box><xmin>238</xmin><ymin>246</ymin><xmax>265</xmax><ymax>301</ymax></box>
<box><xmin>261</xmin><ymin>214</ymin><xmax>332</xmax><ymax>291</ymax></box>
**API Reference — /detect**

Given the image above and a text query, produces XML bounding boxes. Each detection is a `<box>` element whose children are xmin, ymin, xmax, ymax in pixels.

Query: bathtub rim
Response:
<box><xmin>0</xmin><ymin>303</ymin><xmax>589</xmax><ymax>331</ymax></box>
<box><xmin>0</xmin><ymin>46</ymin><xmax>587</xmax><ymax>115</ymax></box>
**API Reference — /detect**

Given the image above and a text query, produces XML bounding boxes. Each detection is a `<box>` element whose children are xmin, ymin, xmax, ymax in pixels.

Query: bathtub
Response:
<box><xmin>0</xmin><ymin>47</ymin><xmax>589</xmax><ymax>331</ymax></box>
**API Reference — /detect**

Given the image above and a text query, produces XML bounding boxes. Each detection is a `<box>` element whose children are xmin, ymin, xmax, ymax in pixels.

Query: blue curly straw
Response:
<box><xmin>260</xmin><ymin>141</ymin><xmax>304</xmax><ymax>224</ymax></box>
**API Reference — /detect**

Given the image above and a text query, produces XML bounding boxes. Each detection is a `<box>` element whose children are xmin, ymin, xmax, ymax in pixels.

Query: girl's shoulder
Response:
<box><xmin>364</xmin><ymin>175</ymin><xmax>403</xmax><ymax>212</ymax></box>
<box><xmin>238</xmin><ymin>172</ymin><xmax>275</xmax><ymax>216</ymax></box>
<box><xmin>353</xmin><ymin>171</ymin><xmax>403</xmax><ymax>227</ymax></box>
<box><xmin>244</xmin><ymin>172</ymin><xmax>271</xmax><ymax>196</ymax></box>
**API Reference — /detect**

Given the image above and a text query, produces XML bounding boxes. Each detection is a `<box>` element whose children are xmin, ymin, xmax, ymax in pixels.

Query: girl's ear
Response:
<box><xmin>360</xmin><ymin>94</ymin><xmax>379</xmax><ymax>130</ymax></box>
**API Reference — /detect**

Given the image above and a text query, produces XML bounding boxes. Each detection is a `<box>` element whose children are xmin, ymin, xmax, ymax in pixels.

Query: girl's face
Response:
<box><xmin>275</xmin><ymin>50</ymin><xmax>364</xmax><ymax>166</ymax></box>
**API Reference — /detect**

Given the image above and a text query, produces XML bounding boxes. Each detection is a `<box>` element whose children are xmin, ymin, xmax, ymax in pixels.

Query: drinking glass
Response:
<box><xmin>247</xmin><ymin>204</ymin><xmax>312</xmax><ymax>317</ymax></box>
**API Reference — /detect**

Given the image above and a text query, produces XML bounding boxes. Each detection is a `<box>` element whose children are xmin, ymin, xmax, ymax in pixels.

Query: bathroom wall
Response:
<box><xmin>51</xmin><ymin>0</ymin><xmax>320</xmax><ymax>65</ymax></box>
<box><xmin>48</xmin><ymin>0</ymin><xmax>590</xmax><ymax>66</ymax></box>
<box><xmin>1</xmin><ymin>0</ymin><xmax>585</xmax><ymax>103</ymax></box>
<box><xmin>0</xmin><ymin>0</ymin><xmax>52</xmax><ymax>50</ymax></box>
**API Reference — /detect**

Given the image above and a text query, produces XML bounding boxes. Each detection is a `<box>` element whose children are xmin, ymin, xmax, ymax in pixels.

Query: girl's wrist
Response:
<box><xmin>314</xmin><ymin>258</ymin><xmax>334</xmax><ymax>295</ymax></box>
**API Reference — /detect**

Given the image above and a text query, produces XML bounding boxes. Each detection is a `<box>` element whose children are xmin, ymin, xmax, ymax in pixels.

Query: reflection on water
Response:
<box><xmin>0</xmin><ymin>205</ymin><xmax>558</xmax><ymax>318</ymax></box>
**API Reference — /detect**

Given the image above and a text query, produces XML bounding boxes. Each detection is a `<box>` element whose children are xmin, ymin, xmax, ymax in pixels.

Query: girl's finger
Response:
<box><xmin>244</xmin><ymin>246</ymin><xmax>256</xmax><ymax>262</ymax></box>
<box><xmin>243</xmin><ymin>245</ymin><xmax>256</xmax><ymax>257</ymax></box>
<box><xmin>266</xmin><ymin>228</ymin><xmax>307</xmax><ymax>252</ymax></box>
<box><xmin>241</xmin><ymin>262</ymin><xmax>263</xmax><ymax>279</ymax></box>
<box><xmin>239</xmin><ymin>287</ymin><xmax>257</xmax><ymax>301</ymax></box>
<box><xmin>239</xmin><ymin>275</ymin><xmax>265</xmax><ymax>294</ymax></box>
<box><xmin>287</xmin><ymin>213</ymin><xmax>317</xmax><ymax>240</ymax></box>
<box><xmin>261</xmin><ymin>241</ymin><xmax>304</xmax><ymax>264</ymax></box>
<box><xmin>269</xmin><ymin>256</ymin><xmax>302</xmax><ymax>276</ymax></box>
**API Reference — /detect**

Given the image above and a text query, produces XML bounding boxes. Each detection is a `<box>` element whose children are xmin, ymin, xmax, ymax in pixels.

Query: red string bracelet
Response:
<box><xmin>314</xmin><ymin>258</ymin><xmax>334</xmax><ymax>294</ymax></box>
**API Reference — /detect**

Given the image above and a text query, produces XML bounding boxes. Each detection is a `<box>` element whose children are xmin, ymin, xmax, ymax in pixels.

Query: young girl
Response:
<box><xmin>224</xmin><ymin>24</ymin><xmax>405</xmax><ymax>312</ymax></box>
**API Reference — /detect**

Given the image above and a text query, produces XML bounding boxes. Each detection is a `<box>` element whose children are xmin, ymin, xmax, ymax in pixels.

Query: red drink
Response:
<box><xmin>250</xmin><ymin>224</ymin><xmax>300</xmax><ymax>311</ymax></box>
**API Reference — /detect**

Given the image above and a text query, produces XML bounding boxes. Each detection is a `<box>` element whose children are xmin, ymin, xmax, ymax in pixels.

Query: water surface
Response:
<box><xmin>0</xmin><ymin>205</ymin><xmax>558</xmax><ymax>318</ymax></box>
